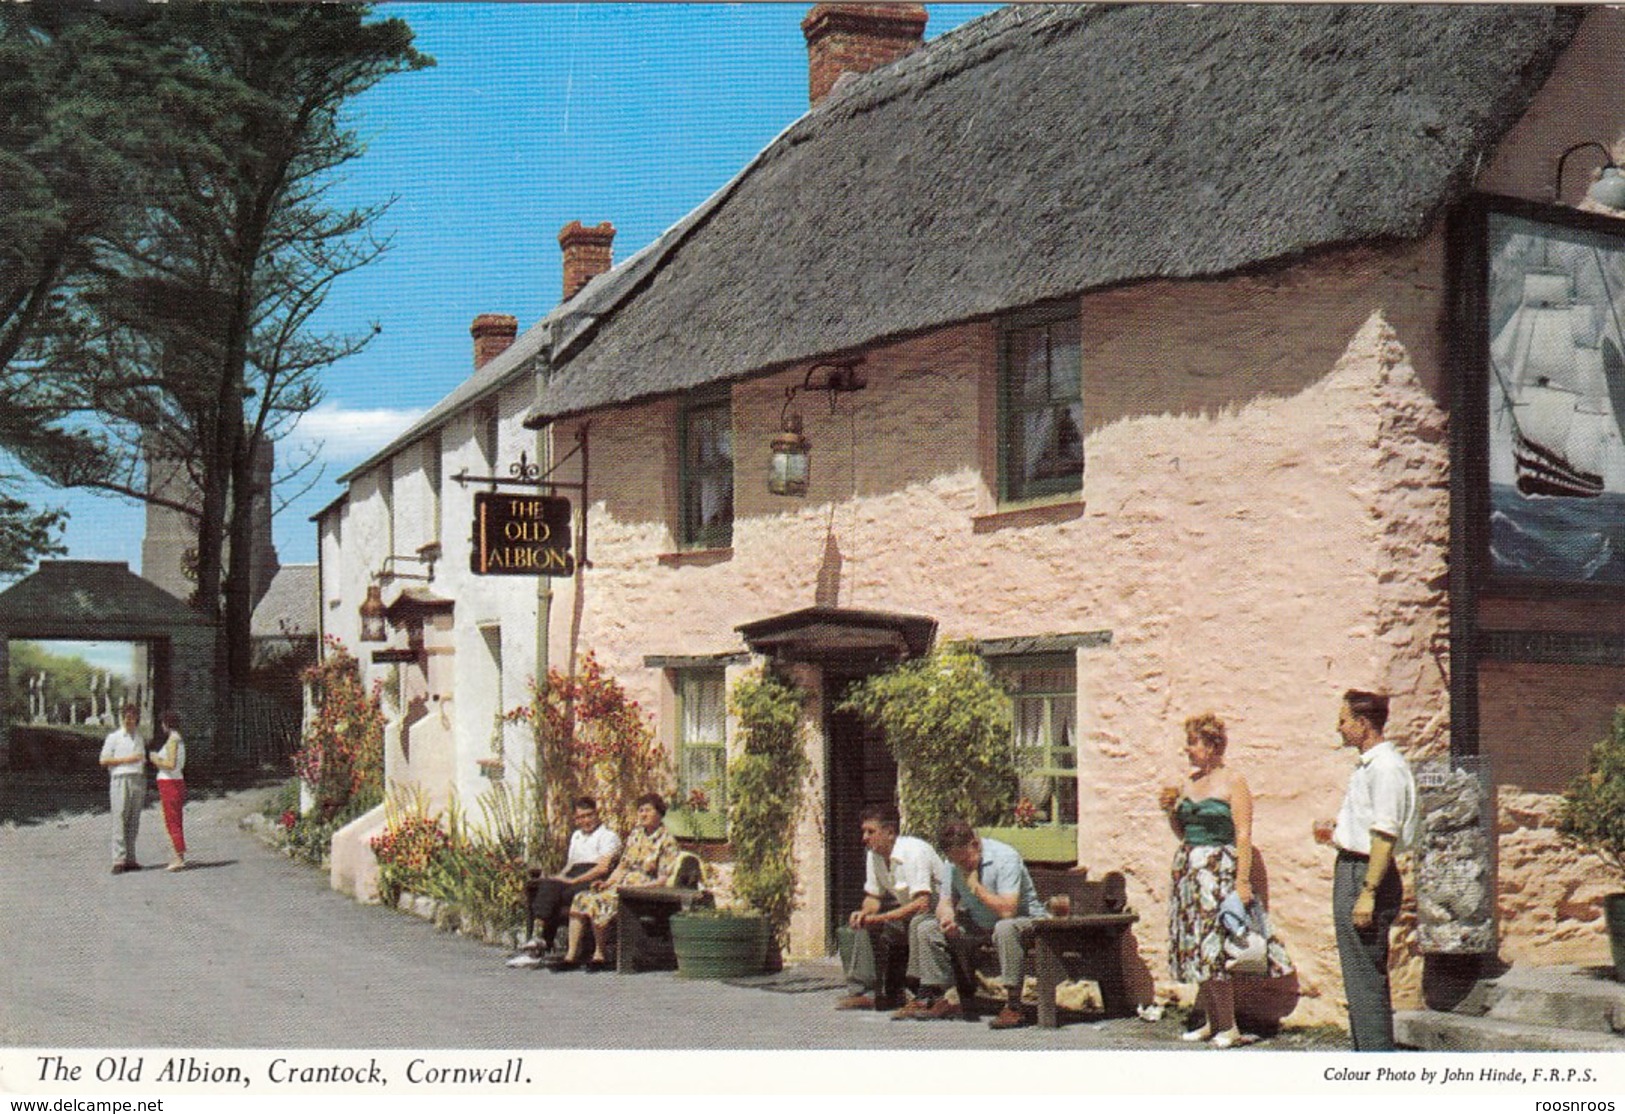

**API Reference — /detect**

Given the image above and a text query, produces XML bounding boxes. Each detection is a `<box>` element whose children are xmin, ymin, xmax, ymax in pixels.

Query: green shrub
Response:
<box><xmin>1559</xmin><ymin>707</ymin><xmax>1625</xmax><ymax>878</ymax></box>
<box><xmin>838</xmin><ymin>643</ymin><xmax>1016</xmax><ymax>840</ymax></box>
<box><xmin>727</xmin><ymin>670</ymin><xmax>808</xmax><ymax>943</ymax></box>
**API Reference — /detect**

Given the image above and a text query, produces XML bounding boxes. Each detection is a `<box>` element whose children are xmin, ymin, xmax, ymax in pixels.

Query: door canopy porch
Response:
<box><xmin>736</xmin><ymin>606</ymin><xmax>936</xmax><ymax>667</ymax></box>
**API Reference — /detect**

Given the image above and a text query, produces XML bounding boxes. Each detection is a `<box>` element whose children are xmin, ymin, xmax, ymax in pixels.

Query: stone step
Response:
<box><xmin>1396</xmin><ymin>1009</ymin><xmax>1625</xmax><ymax>1052</ymax></box>
<box><xmin>1455</xmin><ymin>964</ymin><xmax>1625</xmax><ymax>1036</ymax></box>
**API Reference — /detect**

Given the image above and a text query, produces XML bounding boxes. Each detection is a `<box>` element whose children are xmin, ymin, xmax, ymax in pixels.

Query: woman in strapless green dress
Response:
<box><xmin>1160</xmin><ymin>713</ymin><xmax>1294</xmax><ymax>1048</ymax></box>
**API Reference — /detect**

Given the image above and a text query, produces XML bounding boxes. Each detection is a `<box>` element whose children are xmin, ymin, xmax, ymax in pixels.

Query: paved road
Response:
<box><xmin>0</xmin><ymin>786</ymin><xmax>1314</xmax><ymax>1051</ymax></box>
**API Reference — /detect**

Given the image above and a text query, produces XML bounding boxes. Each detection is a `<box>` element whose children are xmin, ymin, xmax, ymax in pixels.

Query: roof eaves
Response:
<box><xmin>335</xmin><ymin>316</ymin><xmax>551</xmax><ymax>485</ymax></box>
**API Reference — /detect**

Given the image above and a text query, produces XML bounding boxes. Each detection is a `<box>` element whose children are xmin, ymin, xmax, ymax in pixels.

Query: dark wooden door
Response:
<box><xmin>825</xmin><ymin>674</ymin><xmax>898</xmax><ymax>943</ymax></box>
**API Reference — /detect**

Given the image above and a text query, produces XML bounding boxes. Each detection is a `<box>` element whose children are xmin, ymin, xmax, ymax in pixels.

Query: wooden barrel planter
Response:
<box><xmin>669</xmin><ymin>912</ymin><xmax>771</xmax><ymax>979</ymax></box>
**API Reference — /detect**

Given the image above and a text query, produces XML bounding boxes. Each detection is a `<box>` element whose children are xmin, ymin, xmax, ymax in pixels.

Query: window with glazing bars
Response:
<box><xmin>679</xmin><ymin>394</ymin><xmax>733</xmax><ymax>549</ymax></box>
<box><xmin>999</xmin><ymin>654</ymin><xmax>1078</xmax><ymax>826</ymax></box>
<box><xmin>676</xmin><ymin>670</ymin><xmax>727</xmax><ymax>819</ymax></box>
<box><xmin>1000</xmin><ymin>305</ymin><xmax>1082</xmax><ymax>502</ymax></box>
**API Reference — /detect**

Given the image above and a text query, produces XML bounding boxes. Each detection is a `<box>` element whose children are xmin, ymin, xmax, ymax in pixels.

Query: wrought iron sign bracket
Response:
<box><xmin>454</xmin><ymin>424</ymin><xmax>591</xmax><ymax>569</ymax></box>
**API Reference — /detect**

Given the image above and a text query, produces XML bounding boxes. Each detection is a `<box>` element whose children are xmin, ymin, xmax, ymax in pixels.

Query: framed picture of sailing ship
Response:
<box><xmin>1469</xmin><ymin>196</ymin><xmax>1625</xmax><ymax>594</ymax></box>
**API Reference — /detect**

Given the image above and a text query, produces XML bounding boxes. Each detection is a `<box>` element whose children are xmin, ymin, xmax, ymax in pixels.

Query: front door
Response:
<box><xmin>824</xmin><ymin>672</ymin><xmax>898</xmax><ymax>942</ymax></box>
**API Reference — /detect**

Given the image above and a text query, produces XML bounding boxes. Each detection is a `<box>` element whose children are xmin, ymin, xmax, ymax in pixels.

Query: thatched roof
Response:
<box><xmin>526</xmin><ymin>3</ymin><xmax>1582</xmax><ymax>424</ymax></box>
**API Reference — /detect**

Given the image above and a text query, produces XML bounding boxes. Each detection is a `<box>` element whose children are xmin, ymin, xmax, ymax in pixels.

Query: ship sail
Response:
<box><xmin>1492</xmin><ymin>269</ymin><xmax>1612</xmax><ymax>498</ymax></box>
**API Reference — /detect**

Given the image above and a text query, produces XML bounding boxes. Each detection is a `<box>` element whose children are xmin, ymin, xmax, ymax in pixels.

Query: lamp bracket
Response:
<box><xmin>781</xmin><ymin>356</ymin><xmax>867</xmax><ymax>426</ymax></box>
<box><xmin>375</xmin><ymin>549</ymin><xmax>436</xmax><ymax>584</ymax></box>
<box><xmin>1555</xmin><ymin>141</ymin><xmax>1618</xmax><ymax>203</ymax></box>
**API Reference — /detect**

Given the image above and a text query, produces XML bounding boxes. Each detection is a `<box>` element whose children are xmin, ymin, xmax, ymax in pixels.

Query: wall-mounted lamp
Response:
<box><xmin>359</xmin><ymin>583</ymin><xmax>388</xmax><ymax>643</ymax></box>
<box><xmin>768</xmin><ymin>357</ymin><xmax>866</xmax><ymax>497</ymax></box>
<box><xmin>1555</xmin><ymin>142</ymin><xmax>1625</xmax><ymax>210</ymax></box>
<box><xmin>359</xmin><ymin>544</ymin><xmax>441</xmax><ymax>642</ymax></box>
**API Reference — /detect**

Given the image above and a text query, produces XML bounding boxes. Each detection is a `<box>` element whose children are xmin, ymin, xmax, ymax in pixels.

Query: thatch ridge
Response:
<box><xmin>529</xmin><ymin>3</ymin><xmax>1582</xmax><ymax>423</ymax></box>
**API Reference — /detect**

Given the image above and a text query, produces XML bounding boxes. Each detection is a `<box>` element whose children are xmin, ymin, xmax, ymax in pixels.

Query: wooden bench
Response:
<box><xmin>962</xmin><ymin>866</ymin><xmax>1139</xmax><ymax>1028</ymax></box>
<box><xmin>613</xmin><ymin>852</ymin><xmax>712</xmax><ymax>973</ymax></box>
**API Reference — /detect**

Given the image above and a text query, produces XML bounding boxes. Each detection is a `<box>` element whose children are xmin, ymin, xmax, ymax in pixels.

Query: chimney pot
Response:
<box><xmin>470</xmin><ymin>313</ymin><xmax>519</xmax><ymax>370</ymax></box>
<box><xmin>558</xmin><ymin>220</ymin><xmax>616</xmax><ymax>302</ymax></box>
<box><xmin>802</xmin><ymin>3</ymin><xmax>927</xmax><ymax>107</ymax></box>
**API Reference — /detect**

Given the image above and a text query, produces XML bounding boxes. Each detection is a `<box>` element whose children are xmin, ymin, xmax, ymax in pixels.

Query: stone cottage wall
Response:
<box><xmin>541</xmin><ymin>239</ymin><xmax>1458</xmax><ymax>1022</ymax></box>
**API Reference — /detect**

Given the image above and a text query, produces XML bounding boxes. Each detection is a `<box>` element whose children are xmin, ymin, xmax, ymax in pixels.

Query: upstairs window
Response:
<box><xmin>1000</xmin><ymin>305</ymin><xmax>1082</xmax><ymax>502</ymax></box>
<box><xmin>680</xmin><ymin>393</ymin><xmax>733</xmax><ymax>549</ymax></box>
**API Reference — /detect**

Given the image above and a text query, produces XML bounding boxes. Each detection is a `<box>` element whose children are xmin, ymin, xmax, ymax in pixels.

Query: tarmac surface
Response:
<box><xmin>0</xmin><ymin>783</ymin><xmax>1345</xmax><ymax>1052</ymax></box>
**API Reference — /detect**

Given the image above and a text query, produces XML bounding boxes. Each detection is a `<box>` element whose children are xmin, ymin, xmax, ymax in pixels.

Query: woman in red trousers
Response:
<box><xmin>149</xmin><ymin>709</ymin><xmax>187</xmax><ymax>871</ymax></box>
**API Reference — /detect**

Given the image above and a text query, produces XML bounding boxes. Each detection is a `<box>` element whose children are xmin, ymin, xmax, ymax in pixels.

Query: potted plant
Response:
<box><xmin>671</xmin><ymin>669</ymin><xmax>808</xmax><ymax>977</ymax></box>
<box><xmin>1558</xmin><ymin>707</ymin><xmax>1625</xmax><ymax>981</ymax></box>
<box><xmin>838</xmin><ymin>643</ymin><xmax>1017</xmax><ymax>841</ymax></box>
<box><xmin>669</xmin><ymin>904</ymin><xmax>773</xmax><ymax>979</ymax></box>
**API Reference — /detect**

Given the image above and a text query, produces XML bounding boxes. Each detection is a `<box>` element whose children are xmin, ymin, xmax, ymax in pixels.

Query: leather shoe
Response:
<box><xmin>584</xmin><ymin>959</ymin><xmax>612</xmax><ymax>973</ymax></box>
<box><xmin>903</xmin><ymin>1000</ymin><xmax>962</xmax><ymax>1026</ymax></box>
<box><xmin>548</xmin><ymin>957</ymin><xmax>582</xmax><ymax>972</ymax></box>
<box><xmin>834</xmin><ymin>994</ymin><xmax>875</xmax><ymax>1011</ymax></box>
<box><xmin>987</xmin><ymin>1006</ymin><xmax>1029</xmax><ymax>1030</ymax></box>
<box><xmin>891</xmin><ymin>998</ymin><xmax>932</xmax><ymax>1020</ymax></box>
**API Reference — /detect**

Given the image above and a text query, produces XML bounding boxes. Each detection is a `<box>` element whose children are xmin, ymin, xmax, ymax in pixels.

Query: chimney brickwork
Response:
<box><xmin>802</xmin><ymin>3</ymin><xmax>927</xmax><ymax>106</ymax></box>
<box><xmin>470</xmin><ymin>313</ymin><xmax>518</xmax><ymax>370</ymax></box>
<box><xmin>558</xmin><ymin>220</ymin><xmax>616</xmax><ymax>302</ymax></box>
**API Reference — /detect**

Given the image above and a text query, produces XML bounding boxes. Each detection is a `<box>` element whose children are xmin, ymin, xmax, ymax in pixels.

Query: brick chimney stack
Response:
<box><xmin>802</xmin><ymin>3</ymin><xmax>927</xmax><ymax>107</ymax></box>
<box><xmin>558</xmin><ymin>220</ymin><xmax>616</xmax><ymax>302</ymax></box>
<box><xmin>470</xmin><ymin>313</ymin><xmax>518</xmax><ymax>370</ymax></box>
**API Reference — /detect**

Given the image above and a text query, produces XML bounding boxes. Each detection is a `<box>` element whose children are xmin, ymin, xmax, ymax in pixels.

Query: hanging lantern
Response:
<box><xmin>359</xmin><ymin>583</ymin><xmax>388</xmax><ymax>642</ymax></box>
<box><xmin>769</xmin><ymin>414</ymin><xmax>811</xmax><ymax>497</ymax></box>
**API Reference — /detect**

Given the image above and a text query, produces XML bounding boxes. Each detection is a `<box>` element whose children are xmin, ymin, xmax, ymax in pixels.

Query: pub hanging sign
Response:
<box><xmin>471</xmin><ymin>491</ymin><xmax>575</xmax><ymax>576</ymax></box>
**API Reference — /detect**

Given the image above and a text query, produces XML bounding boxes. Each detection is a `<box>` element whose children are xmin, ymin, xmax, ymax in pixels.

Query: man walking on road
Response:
<box><xmin>99</xmin><ymin>704</ymin><xmax>146</xmax><ymax>874</ymax></box>
<box><xmin>1314</xmin><ymin>689</ymin><xmax>1418</xmax><ymax>1051</ymax></box>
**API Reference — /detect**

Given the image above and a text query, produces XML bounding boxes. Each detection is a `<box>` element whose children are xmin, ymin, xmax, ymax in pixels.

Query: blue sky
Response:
<box><xmin>27</xmin><ymin>3</ymin><xmax>1003</xmax><ymax>576</ymax></box>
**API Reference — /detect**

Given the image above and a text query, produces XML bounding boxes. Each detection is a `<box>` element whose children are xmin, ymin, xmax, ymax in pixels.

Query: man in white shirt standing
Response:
<box><xmin>508</xmin><ymin>796</ymin><xmax>622</xmax><ymax>968</ymax></box>
<box><xmin>1314</xmin><ymin>689</ymin><xmax>1419</xmax><ymax>1051</ymax></box>
<box><xmin>834</xmin><ymin>803</ymin><xmax>946</xmax><ymax>1014</ymax></box>
<box><xmin>99</xmin><ymin>704</ymin><xmax>147</xmax><ymax>874</ymax></box>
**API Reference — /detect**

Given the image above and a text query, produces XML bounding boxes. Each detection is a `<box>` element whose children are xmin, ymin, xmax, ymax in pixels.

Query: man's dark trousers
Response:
<box><xmin>1333</xmin><ymin>850</ymin><xmax>1402</xmax><ymax>1051</ymax></box>
<box><xmin>527</xmin><ymin>863</ymin><xmax>595</xmax><ymax>947</ymax></box>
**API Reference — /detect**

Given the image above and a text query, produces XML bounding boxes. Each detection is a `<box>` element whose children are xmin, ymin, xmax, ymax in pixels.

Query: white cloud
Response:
<box><xmin>287</xmin><ymin>402</ymin><xmax>427</xmax><ymax>467</ymax></box>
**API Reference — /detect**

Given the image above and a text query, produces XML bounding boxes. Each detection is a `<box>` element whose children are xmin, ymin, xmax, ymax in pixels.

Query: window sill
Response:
<box><xmin>658</xmin><ymin>546</ymin><xmax>734</xmax><ymax>568</ymax></box>
<box><xmin>972</xmin><ymin>499</ymin><xmax>1085</xmax><ymax>534</ymax></box>
<box><xmin>666</xmin><ymin>808</ymin><xmax>728</xmax><ymax>841</ymax></box>
<box><xmin>978</xmin><ymin>825</ymin><xmax>1079</xmax><ymax>864</ymax></box>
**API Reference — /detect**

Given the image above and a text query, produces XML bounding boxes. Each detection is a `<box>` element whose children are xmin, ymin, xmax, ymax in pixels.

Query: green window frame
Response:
<box><xmin>998</xmin><ymin>653</ymin><xmax>1078</xmax><ymax>827</ymax></box>
<box><xmin>679</xmin><ymin>392</ymin><xmax>733</xmax><ymax>549</ymax></box>
<box><xmin>999</xmin><ymin>303</ymin><xmax>1083</xmax><ymax>503</ymax></box>
<box><xmin>674</xmin><ymin>669</ymin><xmax>728</xmax><ymax>838</ymax></box>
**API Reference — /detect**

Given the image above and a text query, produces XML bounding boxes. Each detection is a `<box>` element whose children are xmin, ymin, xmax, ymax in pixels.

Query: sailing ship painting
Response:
<box><xmin>1487</xmin><ymin>213</ymin><xmax>1625</xmax><ymax>588</ymax></box>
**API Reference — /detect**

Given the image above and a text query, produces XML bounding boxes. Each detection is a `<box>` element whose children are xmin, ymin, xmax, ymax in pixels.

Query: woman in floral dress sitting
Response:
<box><xmin>553</xmin><ymin>793</ymin><xmax>677</xmax><ymax>972</ymax></box>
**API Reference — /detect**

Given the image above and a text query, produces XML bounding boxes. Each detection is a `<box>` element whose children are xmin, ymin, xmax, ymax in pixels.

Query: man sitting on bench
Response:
<box><xmin>915</xmin><ymin>817</ymin><xmax>1047</xmax><ymax>1029</ymax></box>
<box><xmin>507</xmin><ymin>797</ymin><xmax>621</xmax><ymax>968</ymax></box>
<box><xmin>834</xmin><ymin>803</ymin><xmax>946</xmax><ymax>1015</ymax></box>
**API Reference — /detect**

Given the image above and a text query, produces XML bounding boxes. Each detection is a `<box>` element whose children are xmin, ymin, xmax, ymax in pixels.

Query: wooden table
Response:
<box><xmin>1025</xmin><ymin>912</ymin><xmax>1141</xmax><ymax>1027</ymax></box>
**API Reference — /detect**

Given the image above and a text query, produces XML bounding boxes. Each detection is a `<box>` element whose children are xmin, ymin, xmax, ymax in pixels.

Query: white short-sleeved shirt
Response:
<box><xmin>864</xmin><ymin>834</ymin><xmax>942</xmax><ymax>907</ymax></box>
<box><xmin>100</xmin><ymin>727</ymin><xmax>145</xmax><ymax>779</ymax></box>
<box><xmin>152</xmin><ymin>732</ymin><xmax>186</xmax><ymax>781</ymax></box>
<box><xmin>565</xmin><ymin>824</ymin><xmax>622</xmax><ymax>869</ymax></box>
<box><xmin>1334</xmin><ymin>740</ymin><xmax>1419</xmax><ymax>855</ymax></box>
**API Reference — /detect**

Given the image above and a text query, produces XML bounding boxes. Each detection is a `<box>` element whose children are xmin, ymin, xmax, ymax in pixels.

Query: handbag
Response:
<box><xmin>1218</xmin><ymin>892</ymin><xmax>1270</xmax><ymax>977</ymax></box>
